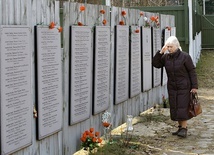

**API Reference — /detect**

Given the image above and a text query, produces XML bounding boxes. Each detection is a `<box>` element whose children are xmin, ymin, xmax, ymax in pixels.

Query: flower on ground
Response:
<box><xmin>80</xmin><ymin>128</ymin><xmax>102</xmax><ymax>152</ymax></box>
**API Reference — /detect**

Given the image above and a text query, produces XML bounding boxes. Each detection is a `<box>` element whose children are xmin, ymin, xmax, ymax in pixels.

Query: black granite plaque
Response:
<box><xmin>35</xmin><ymin>26</ymin><xmax>63</xmax><ymax>140</ymax></box>
<box><xmin>152</xmin><ymin>27</ymin><xmax>161</xmax><ymax>87</ymax></box>
<box><xmin>114</xmin><ymin>25</ymin><xmax>129</xmax><ymax>104</ymax></box>
<box><xmin>0</xmin><ymin>25</ymin><xmax>32</xmax><ymax>155</ymax></box>
<box><xmin>93</xmin><ymin>26</ymin><xmax>110</xmax><ymax>114</ymax></box>
<box><xmin>70</xmin><ymin>26</ymin><xmax>92</xmax><ymax>124</ymax></box>
<box><xmin>142</xmin><ymin>27</ymin><xmax>152</xmax><ymax>92</ymax></box>
<box><xmin>129</xmin><ymin>26</ymin><xmax>141</xmax><ymax>98</ymax></box>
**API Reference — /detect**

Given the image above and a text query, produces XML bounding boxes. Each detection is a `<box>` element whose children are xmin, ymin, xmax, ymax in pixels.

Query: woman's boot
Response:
<box><xmin>172</xmin><ymin>125</ymin><xmax>181</xmax><ymax>135</ymax></box>
<box><xmin>177</xmin><ymin>127</ymin><xmax>187</xmax><ymax>138</ymax></box>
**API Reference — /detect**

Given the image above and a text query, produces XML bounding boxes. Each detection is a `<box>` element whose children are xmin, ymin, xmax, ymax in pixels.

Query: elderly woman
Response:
<box><xmin>152</xmin><ymin>36</ymin><xmax>198</xmax><ymax>138</ymax></box>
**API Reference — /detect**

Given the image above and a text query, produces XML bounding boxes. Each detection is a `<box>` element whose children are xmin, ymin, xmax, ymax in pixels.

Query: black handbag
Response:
<box><xmin>188</xmin><ymin>92</ymin><xmax>202</xmax><ymax>117</ymax></box>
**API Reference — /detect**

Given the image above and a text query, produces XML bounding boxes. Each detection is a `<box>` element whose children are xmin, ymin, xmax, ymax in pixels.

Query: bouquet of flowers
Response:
<box><xmin>80</xmin><ymin>128</ymin><xmax>102</xmax><ymax>152</ymax></box>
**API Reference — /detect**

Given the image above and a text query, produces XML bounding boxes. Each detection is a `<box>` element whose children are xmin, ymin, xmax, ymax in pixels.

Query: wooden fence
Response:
<box><xmin>0</xmin><ymin>1</ymin><xmax>177</xmax><ymax>155</ymax></box>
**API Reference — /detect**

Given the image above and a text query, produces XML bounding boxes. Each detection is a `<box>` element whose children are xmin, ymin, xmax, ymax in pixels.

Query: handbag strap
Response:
<box><xmin>190</xmin><ymin>92</ymin><xmax>198</xmax><ymax>103</ymax></box>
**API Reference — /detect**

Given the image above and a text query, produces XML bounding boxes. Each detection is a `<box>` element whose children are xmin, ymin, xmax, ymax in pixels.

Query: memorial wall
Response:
<box><xmin>0</xmin><ymin>23</ymin><xmax>174</xmax><ymax>154</ymax></box>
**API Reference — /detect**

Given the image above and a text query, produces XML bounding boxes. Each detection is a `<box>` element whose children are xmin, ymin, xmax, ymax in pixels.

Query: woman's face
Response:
<box><xmin>166</xmin><ymin>43</ymin><xmax>177</xmax><ymax>53</ymax></box>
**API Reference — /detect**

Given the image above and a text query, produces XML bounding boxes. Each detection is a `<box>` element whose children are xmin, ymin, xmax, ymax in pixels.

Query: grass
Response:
<box><xmin>196</xmin><ymin>50</ymin><xmax>214</xmax><ymax>88</ymax></box>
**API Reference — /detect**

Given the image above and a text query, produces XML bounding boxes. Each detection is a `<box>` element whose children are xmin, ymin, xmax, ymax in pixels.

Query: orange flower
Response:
<box><xmin>100</xmin><ymin>9</ymin><xmax>105</xmax><ymax>14</ymax></box>
<box><xmin>49</xmin><ymin>22</ymin><xmax>55</xmax><ymax>29</ymax></box>
<box><xmin>135</xmin><ymin>29</ymin><xmax>140</xmax><ymax>33</ymax></box>
<box><xmin>78</xmin><ymin>22</ymin><xmax>83</xmax><ymax>26</ymax></box>
<box><xmin>82</xmin><ymin>133</ymin><xmax>87</xmax><ymax>138</ymax></box>
<box><xmin>80</xmin><ymin>137</ymin><xmax>86</xmax><ymax>142</ymax></box>
<box><xmin>95</xmin><ymin>131</ymin><xmax>99</xmax><ymax>137</ymax></box>
<box><xmin>92</xmin><ymin>137</ymin><xmax>97</xmax><ymax>143</ymax></box>
<box><xmin>103</xmin><ymin>122</ymin><xmax>110</xmax><ymax>127</ymax></box>
<box><xmin>150</xmin><ymin>16</ymin><xmax>156</xmax><ymax>22</ymax></box>
<box><xmin>89</xmin><ymin>133</ymin><xmax>94</xmax><ymax>138</ymax></box>
<box><xmin>102</xmin><ymin>19</ymin><xmax>107</xmax><ymax>25</ymax></box>
<box><xmin>140</xmin><ymin>12</ymin><xmax>144</xmax><ymax>16</ymax></box>
<box><xmin>57</xmin><ymin>26</ymin><xmax>63</xmax><ymax>32</ymax></box>
<box><xmin>98</xmin><ymin>138</ymin><xmax>102</xmax><ymax>143</ymax></box>
<box><xmin>80</xmin><ymin>5</ymin><xmax>85</xmax><ymax>11</ymax></box>
<box><xmin>121</xmin><ymin>10</ymin><xmax>126</xmax><ymax>16</ymax></box>
<box><xmin>119</xmin><ymin>20</ymin><xmax>125</xmax><ymax>25</ymax></box>
<box><xmin>85</xmin><ymin>130</ymin><xmax>89</xmax><ymax>135</ymax></box>
<box><xmin>90</xmin><ymin>128</ymin><xmax>94</xmax><ymax>133</ymax></box>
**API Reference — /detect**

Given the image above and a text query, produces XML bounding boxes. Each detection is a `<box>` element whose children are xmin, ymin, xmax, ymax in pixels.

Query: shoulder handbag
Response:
<box><xmin>188</xmin><ymin>92</ymin><xmax>202</xmax><ymax>117</ymax></box>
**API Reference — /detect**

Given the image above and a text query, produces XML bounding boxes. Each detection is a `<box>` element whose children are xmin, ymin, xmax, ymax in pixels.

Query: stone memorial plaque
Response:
<box><xmin>0</xmin><ymin>25</ymin><xmax>32</xmax><ymax>155</ymax></box>
<box><xmin>93</xmin><ymin>26</ymin><xmax>110</xmax><ymax>114</ymax></box>
<box><xmin>170</xmin><ymin>27</ymin><xmax>176</xmax><ymax>36</ymax></box>
<box><xmin>35</xmin><ymin>26</ymin><xmax>63</xmax><ymax>140</ymax></box>
<box><xmin>162</xmin><ymin>28</ymin><xmax>171</xmax><ymax>86</ymax></box>
<box><xmin>70</xmin><ymin>26</ymin><xmax>92</xmax><ymax>124</ymax></box>
<box><xmin>152</xmin><ymin>27</ymin><xmax>162</xmax><ymax>87</ymax></box>
<box><xmin>129</xmin><ymin>26</ymin><xmax>141</xmax><ymax>98</ymax></box>
<box><xmin>114</xmin><ymin>25</ymin><xmax>129</xmax><ymax>104</ymax></box>
<box><xmin>142</xmin><ymin>27</ymin><xmax>152</xmax><ymax>92</ymax></box>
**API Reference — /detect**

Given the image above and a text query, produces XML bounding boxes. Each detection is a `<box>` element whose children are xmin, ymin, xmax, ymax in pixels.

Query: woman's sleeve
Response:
<box><xmin>185</xmin><ymin>55</ymin><xmax>198</xmax><ymax>89</ymax></box>
<box><xmin>152</xmin><ymin>50</ymin><xmax>165</xmax><ymax>68</ymax></box>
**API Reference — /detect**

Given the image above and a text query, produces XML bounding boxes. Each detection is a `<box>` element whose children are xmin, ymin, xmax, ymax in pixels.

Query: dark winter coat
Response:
<box><xmin>152</xmin><ymin>49</ymin><xmax>198</xmax><ymax>121</ymax></box>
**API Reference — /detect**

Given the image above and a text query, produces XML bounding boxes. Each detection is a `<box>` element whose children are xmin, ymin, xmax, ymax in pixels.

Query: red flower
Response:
<box><xmin>49</xmin><ymin>22</ymin><xmax>55</xmax><ymax>29</ymax></box>
<box><xmin>98</xmin><ymin>138</ymin><xmax>102</xmax><ymax>143</ymax></box>
<box><xmin>103</xmin><ymin>122</ymin><xmax>110</xmax><ymax>127</ymax></box>
<box><xmin>121</xmin><ymin>10</ymin><xmax>126</xmax><ymax>16</ymax></box>
<box><xmin>80</xmin><ymin>137</ymin><xmax>86</xmax><ymax>142</ymax></box>
<box><xmin>78</xmin><ymin>22</ymin><xmax>83</xmax><ymax>26</ymax></box>
<box><xmin>80</xmin><ymin>6</ymin><xmax>85</xmax><ymax>11</ymax></box>
<box><xmin>119</xmin><ymin>20</ymin><xmax>125</xmax><ymax>25</ymax></box>
<box><xmin>90</xmin><ymin>128</ymin><xmax>94</xmax><ymax>133</ymax></box>
<box><xmin>95</xmin><ymin>131</ymin><xmax>99</xmax><ymax>137</ymax></box>
<box><xmin>102</xmin><ymin>19</ymin><xmax>107</xmax><ymax>25</ymax></box>
<box><xmin>85</xmin><ymin>130</ymin><xmax>89</xmax><ymax>135</ymax></box>
<box><xmin>100</xmin><ymin>9</ymin><xmax>105</xmax><ymax>14</ymax></box>
<box><xmin>92</xmin><ymin>137</ymin><xmax>97</xmax><ymax>143</ymax></box>
<box><xmin>135</xmin><ymin>29</ymin><xmax>140</xmax><ymax>33</ymax></box>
